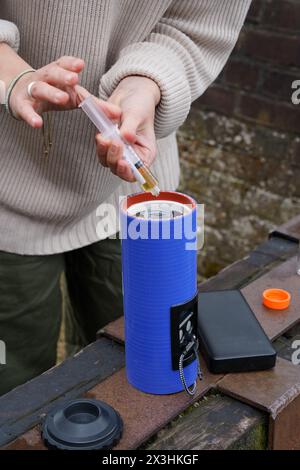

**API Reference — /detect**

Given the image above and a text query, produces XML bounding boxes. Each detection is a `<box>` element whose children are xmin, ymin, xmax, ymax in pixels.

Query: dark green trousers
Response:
<box><xmin>0</xmin><ymin>238</ymin><xmax>123</xmax><ymax>396</ymax></box>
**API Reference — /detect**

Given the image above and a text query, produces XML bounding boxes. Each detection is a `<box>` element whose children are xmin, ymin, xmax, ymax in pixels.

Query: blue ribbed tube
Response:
<box><xmin>121</xmin><ymin>192</ymin><xmax>198</xmax><ymax>394</ymax></box>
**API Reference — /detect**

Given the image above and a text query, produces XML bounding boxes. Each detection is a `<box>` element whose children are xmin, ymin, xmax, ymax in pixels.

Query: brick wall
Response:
<box><xmin>178</xmin><ymin>0</ymin><xmax>300</xmax><ymax>279</ymax></box>
<box><xmin>198</xmin><ymin>0</ymin><xmax>300</xmax><ymax>133</ymax></box>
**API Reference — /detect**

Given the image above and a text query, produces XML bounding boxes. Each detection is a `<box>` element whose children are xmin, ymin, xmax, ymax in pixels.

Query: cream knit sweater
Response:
<box><xmin>0</xmin><ymin>0</ymin><xmax>250</xmax><ymax>254</ymax></box>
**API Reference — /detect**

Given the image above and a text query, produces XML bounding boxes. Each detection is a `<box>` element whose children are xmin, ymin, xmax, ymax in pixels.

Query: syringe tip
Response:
<box><xmin>150</xmin><ymin>185</ymin><xmax>160</xmax><ymax>197</ymax></box>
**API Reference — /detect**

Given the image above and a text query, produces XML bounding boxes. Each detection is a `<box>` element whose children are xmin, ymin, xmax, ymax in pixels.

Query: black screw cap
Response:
<box><xmin>42</xmin><ymin>399</ymin><xmax>123</xmax><ymax>450</ymax></box>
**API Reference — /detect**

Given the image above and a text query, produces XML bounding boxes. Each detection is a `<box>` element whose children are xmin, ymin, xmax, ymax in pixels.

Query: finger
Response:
<box><xmin>95</xmin><ymin>134</ymin><xmax>110</xmax><ymax>155</ymax></box>
<box><xmin>122</xmin><ymin>116</ymin><xmax>157</xmax><ymax>166</ymax></box>
<box><xmin>56</xmin><ymin>56</ymin><xmax>85</xmax><ymax>72</ymax></box>
<box><xmin>17</xmin><ymin>102</ymin><xmax>43</xmax><ymax>128</ymax></box>
<box><xmin>29</xmin><ymin>81</ymin><xmax>69</xmax><ymax>106</ymax></box>
<box><xmin>75</xmin><ymin>85</ymin><xmax>90</xmax><ymax>103</ymax></box>
<box><xmin>40</xmin><ymin>64</ymin><xmax>79</xmax><ymax>87</ymax></box>
<box><xmin>97</xmin><ymin>99</ymin><xmax>122</xmax><ymax>121</ymax></box>
<box><xmin>97</xmin><ymin>152</ymin><xmax>108</xmax><ymax>167</ymax></box>
<box><xmin>115</xmin><ymin>159</ymin><xmax>136</xmax><ymax>182</ymax></box>
<box><xmin>95</xmin><ymin>134</ymin><xmax>110</xmax><ymax>167</ymax></box>
<box><xmin>76</xmin><ymin>86</ymin><xmax>122</xmax><ymax>121</ymax></box>
<box><xmin>119</xmin><ymin>114</ymin><xmax>140</xmax><ymax>144</ymax></box>
<box><xmin>106</xmin><ymin>140</ymin><xmax>123</xmax><ymax>174</ymax></box>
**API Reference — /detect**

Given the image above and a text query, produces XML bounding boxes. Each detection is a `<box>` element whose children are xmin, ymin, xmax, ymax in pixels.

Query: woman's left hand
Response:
<box><xmin>95</xmin><ymin>76</ymin><xmax>160</xmax><ymax>182</ymax></box>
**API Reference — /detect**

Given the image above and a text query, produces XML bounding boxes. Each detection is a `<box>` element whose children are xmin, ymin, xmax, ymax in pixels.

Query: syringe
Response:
<box><xmin>79</xmin><ymin>95</ymin><xmax>160</xmax><ymax>197</ymax></box>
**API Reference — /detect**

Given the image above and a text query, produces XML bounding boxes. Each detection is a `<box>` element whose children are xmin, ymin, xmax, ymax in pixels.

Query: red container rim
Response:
<box><xmin>121</xmin><ymin>191</ymin><xmax>197</xmax><ymax>214</ymax></box>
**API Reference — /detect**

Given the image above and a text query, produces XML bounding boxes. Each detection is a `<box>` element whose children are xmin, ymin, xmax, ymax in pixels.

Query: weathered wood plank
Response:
<box><xmin>146</xmin><ymin>394</ymin><xmax>267</xmax><ymax>450</ymax></box>
<box><xmin>270</xmin><ymin>214</ymin><xmax>300</xmax><ymax>242</ymax></box>
<box><xmin>259</xmin><ymin>236</ymin><xmax>299</xmax><ymax>260</ymax></box>
<box><xmin>242</xmin><ymin>256</ymin><xmax>300</xmax><ymax>341</ymax></box>
<box><xmin>199</xmin><ymin>235</ymin><xmax>298</xmax><ymax>292</ymax></box>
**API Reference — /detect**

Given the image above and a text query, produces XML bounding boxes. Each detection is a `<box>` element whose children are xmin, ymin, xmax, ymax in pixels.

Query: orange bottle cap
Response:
<box><xmin>262</xmin><ymin>288</ymin><xmax>291</xmax><ymax>310</ymax></box>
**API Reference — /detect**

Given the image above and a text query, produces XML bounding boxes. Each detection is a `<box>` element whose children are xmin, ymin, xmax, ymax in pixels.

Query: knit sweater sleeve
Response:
<box><xmin>0</xmin><ymin>19</ymin><xmax>20</xmax><ymax>51</ymax></box>
<box><xmin>99</xmin><ymin>0</ymin><xmax>251</xmax><ymax>139</ymax></box>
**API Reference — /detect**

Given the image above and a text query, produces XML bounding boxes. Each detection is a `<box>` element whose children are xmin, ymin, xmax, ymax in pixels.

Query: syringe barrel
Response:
<box><xmin>79</xmin><ymin>95</ymin><xmax>113</xmax><ymax>136</ymax></box>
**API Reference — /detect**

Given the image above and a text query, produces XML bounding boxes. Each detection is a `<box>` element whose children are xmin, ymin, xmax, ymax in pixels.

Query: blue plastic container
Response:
<box><xmin>120</xmin><ymin>191</ymin><xmax>198</xmax><ymax>394</ymax></box>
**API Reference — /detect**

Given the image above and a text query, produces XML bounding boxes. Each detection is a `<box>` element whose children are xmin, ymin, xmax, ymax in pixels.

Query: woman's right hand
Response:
<box><xmin>9</xmin><ymin>55</ymin><xmax>85</xmax><ymax>128</ymax></box>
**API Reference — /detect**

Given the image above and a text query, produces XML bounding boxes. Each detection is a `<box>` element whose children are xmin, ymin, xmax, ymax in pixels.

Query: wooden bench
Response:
<box><xmin>0</xmin><ymin>216</ymin><xmax>299</xmax><ymax>450</ymax></box>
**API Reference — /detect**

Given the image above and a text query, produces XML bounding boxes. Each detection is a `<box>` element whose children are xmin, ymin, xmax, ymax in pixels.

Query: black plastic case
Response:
<box><xmin>198</xmin><ymin>289</ymin><xmax>277</xmax><ymax>374</ymax></box>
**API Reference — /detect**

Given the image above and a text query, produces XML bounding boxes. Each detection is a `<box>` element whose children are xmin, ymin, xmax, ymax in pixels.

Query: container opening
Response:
<box><xmin>127</xmin><ymin>200</ymin><xmax>191</xmax><ymax>220</ymax></box>
<box><xmin>64</xmin><ymin>402</ymin><xmax>100</xmax><ymax>424</ymax></box>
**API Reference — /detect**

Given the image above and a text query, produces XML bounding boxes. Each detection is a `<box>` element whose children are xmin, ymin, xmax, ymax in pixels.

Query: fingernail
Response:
<box><xmin>96</xmin><ymin>136</ymin><xmax>109</xmax><ymax>148</ymax></box>
<box><xmin>32</xmin><ymin>117</ymin><xmax>41</xmax><ymax>127</ymax></box>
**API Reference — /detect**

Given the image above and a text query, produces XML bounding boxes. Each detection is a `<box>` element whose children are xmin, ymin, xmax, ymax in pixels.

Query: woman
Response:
<box><xmin>0</xmin><ymin>0</ymin><xmax>251</xmax><ymax>395</ymax></box>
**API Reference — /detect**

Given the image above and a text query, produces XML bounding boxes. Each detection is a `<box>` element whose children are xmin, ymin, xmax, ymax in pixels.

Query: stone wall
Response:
<box><xmin>178</xmin><ymin>0</ymin><xmax>300</xmax><ymax>279</ymax></box>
